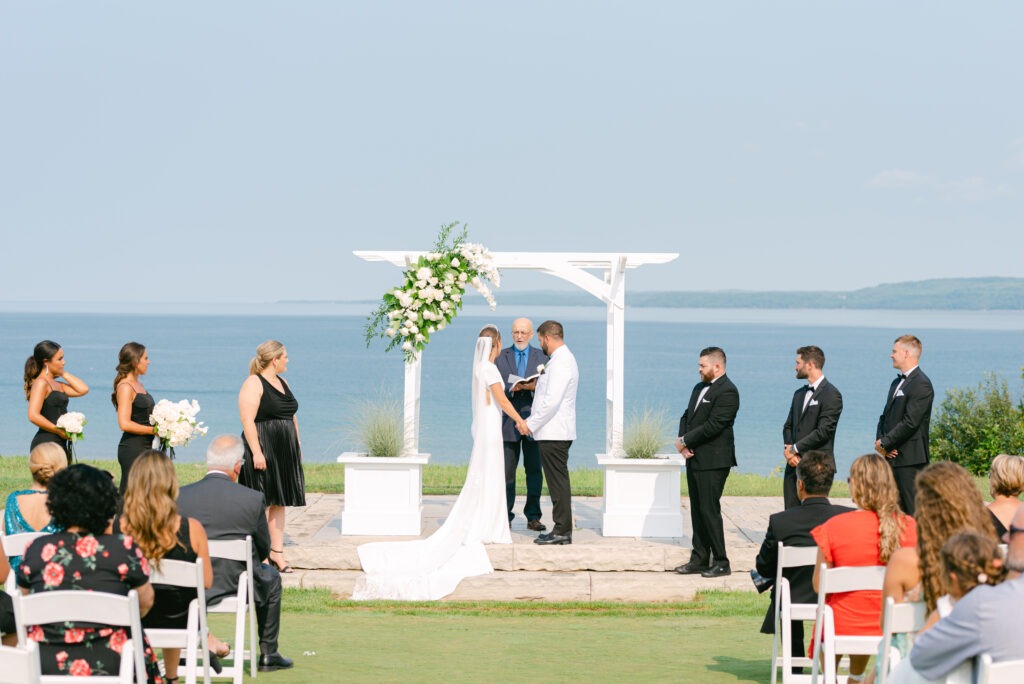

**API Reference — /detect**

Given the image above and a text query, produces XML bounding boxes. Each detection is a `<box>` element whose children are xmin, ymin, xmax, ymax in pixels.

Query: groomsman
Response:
<box><xmin>522</xmin><ymin>321</ymin><xmax>579</xmax><ymax>546</ymax></box>
<box><xmin>781</xmin><ymin>345</ymin><xmax>843</xmax><ymax>509</ymax></box>
<box><xmin>674</xmin><ymin>347</ymin><xmax>740</xmax><ymax>578</ymax></box>
<box><xmin>494</xmin><ymin>318</ymin><xmax>549</xmax><ymax>531</ymax></box>
<box><xmin>876</xmin><ymin>334</ymin><xmax>934</xmax><ymax>515</ymax></box>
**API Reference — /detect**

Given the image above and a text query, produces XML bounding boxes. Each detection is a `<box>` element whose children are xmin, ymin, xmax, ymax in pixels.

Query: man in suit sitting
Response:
<box><xmin>875</xmin><ymin>334</ymin><xmax>934</xmax><ymax>515</ymax></box>
<box><xmin>674</xmin><ymin>346</ymin><xmax>740</xmax><ymax>578</ymax></box>
<box><xmin>177</xmin><ymin>434</ymin><xmax>293</xmax><ymax>672</ymax></box>
<box><xmin>755</xmin><ymin>450</ymin><xmax>852</xmax><ymax>668</ymax></box>
<box><xmin>782</xmin><ymin>345</ymin><xmax>843</xmax><ymax>509</ymax></box>
<box><xmin>494</xmin><ymin>317</ymin><xmax>549</xmax><ymax>531</ymax></box>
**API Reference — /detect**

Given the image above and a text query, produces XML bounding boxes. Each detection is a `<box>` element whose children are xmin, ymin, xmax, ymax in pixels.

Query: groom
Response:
<box><xmin>521</xmin><ymin>320</ymin><xmax>579</xmax><ymax>546</ymax></box>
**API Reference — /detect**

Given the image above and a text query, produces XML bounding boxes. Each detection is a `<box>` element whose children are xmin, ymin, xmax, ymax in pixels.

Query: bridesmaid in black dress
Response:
<box><xmin>113</xmin><ymin>342</ymin><xmax>156</xmax><ymax>494</ymax></box>
<box><xmin>25</xmin><ymin>340</ymin><xmax>89</xmax><ymax>461</ymax></box>
<box><xmin>238</xmin><ymin>340</ymin><xmax>305</xmax><ymax>573</ymax></box>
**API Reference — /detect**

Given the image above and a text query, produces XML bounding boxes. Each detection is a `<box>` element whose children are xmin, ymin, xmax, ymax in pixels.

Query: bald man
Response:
<box><xmin>494</xmin><ymin>318</ymin><xmax>549</xmax><ymax>531</ymax></box>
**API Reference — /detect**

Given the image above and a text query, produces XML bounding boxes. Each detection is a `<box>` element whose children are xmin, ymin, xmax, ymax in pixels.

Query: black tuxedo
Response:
<box><xmin>177</xmin><ymin>472</ymin><xmax>282</xmax><ymax>655</ymax></box>
<box><xmin>876</xmin><ymin>367</ymin><xmax>934</xmax><ymax>514</ymax></box>
<box><xmin>781</xmin><ymin>378</ymin><xmax>843</xmax><ymax>508</ymax></box>
<box><xmin>494</xmin><ymin>345</ymin><xmax>548</xmax><ymax>523</ymax></box>
<box><xmin>678</xmin><ymin>374</ymin><xmax>740</xmax><ymax>567</ymax></box>
<box><xmin>755</xmin><ymin>497</ymin><xmax>853</xmax><ymax>656</ymax></box>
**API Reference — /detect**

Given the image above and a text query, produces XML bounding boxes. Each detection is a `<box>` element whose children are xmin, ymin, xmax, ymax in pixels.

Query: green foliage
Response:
<box><xmin>622</xmin><ymin>406</ymin><xmax>672</xmax><ymax>458</ymax></box>
<box><xmin>350</xmin><ymin>396</ymin><xmax>404</xmax><ymax>457</ymax></box>
<box><xmin>931</xmin><ymin>373</ymin><xmax>1024</xmax><ymax>475</ymax></box>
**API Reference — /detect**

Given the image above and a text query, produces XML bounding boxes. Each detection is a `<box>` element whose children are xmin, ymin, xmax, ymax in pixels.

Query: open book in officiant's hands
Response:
<box><xmin>507</xmin><ymin>372</ymin><xmax>541</xmax><ymax>391</ymax></box>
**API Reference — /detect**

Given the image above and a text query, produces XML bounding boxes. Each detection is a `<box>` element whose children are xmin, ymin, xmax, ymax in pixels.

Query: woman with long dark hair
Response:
<box><xmin>25</xmin><ymin>340</ymin><xmax>89</xmax><ymax>460</ymax></box>
<box><xmin>113</xmin><ymin>342</ymin><xmax>156</xmax><ymax>493</ymax></box>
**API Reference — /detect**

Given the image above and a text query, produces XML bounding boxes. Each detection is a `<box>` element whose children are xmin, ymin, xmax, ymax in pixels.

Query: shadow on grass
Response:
<box><xmin>706</xmin><ymin>655</ymin><xmax>766</xmax><ymax>683</ymax></box>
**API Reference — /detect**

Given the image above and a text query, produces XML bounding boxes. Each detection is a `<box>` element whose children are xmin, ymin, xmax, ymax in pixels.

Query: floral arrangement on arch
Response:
<box><xmin>365</xmin><ymin>222</ymin><xmax>501</xmax><ymax>363</ymax></box>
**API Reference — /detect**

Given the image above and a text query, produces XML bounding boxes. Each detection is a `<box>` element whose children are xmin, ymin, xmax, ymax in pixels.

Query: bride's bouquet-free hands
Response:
<box><xmin>150</xmin><ymin>399</ymin><xmax>209</xmax><ymax>458</ymax></box>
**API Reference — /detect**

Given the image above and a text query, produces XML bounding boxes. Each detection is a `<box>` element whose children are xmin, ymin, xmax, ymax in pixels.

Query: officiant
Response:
<box><xmin>495</xmin><ymin>318</ymin><xmax>549</xmax><ymax>531</ymax></box>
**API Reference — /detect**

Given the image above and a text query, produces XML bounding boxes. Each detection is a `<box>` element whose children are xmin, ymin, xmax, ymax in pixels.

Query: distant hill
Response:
<box><xmin>494</xmin><ymin>278</ymin><xmax>1024</xmax><ymax>310</ymax></box>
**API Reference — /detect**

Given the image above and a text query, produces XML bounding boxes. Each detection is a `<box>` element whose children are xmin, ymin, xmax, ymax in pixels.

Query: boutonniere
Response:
<box><xmin>537</xmin><ymin>364</ymin><xmax>546</xmax><ymax>375</ymax></box>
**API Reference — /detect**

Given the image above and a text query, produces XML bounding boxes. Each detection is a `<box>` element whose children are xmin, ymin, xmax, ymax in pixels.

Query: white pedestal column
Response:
<box><xmin>337</xmin><ymin>452</ymin><xmax>430</xmax><ymax>536</ymax></box>
<box><xmin>596</xmin><ymin>453</ymin><xmax>684</xmax><ymax>538</ymax></box>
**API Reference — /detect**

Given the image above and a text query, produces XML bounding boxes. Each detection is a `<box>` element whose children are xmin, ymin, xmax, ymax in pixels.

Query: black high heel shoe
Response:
<box><xmin>269</xmin><ymin>548</ymin><xmax>293</xmax><ymax>573</ymax></box>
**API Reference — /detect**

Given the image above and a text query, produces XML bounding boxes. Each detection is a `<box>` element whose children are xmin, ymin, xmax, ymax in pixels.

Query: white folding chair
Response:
<box><xmin>2</xmin><ymin>532</ymin><xmax>49</xmax><ymax>593</ymax></box>
<box><xmin>206</xmin><ymin>536</ymin><xmax>258</xmax><ymax>683</ymax></box>
<box><xmin>146</xmin><ymin>557</ymin><xmax>211</xmax><ymax>684</ymax></box>
<box><xmin>979</xmin><ymin>653</ymin><xmax>1024</xmax><ymax>684</ymax></box>
<box><xmin>771</xmin><ymin>543</ymin><xmax>820</xmax><ymax>684</ymax></box>
<box><xmin>877</xmin><ymin>597</ymin><xmax>926</xmax><ymax>684</ymax></box>
<box><xmin>810</xmin><ymin>563</ymin><xmax>887</xmax><ymax>684</ymax></box>
<box><xmin>0</xmin><ymin>640</ymin><xmax>43</xmax><ymax>684</ymax></box>
<box><xmin>13</xmin><ymin>589</ymin><xmax>146</xmax><ymax>683</ymax></box>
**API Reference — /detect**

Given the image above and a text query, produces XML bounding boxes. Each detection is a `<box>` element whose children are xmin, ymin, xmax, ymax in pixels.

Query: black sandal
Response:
<box><xmin>270</xmin><ymin>548</ymin><xmax>294</xmax><ymax>574</ymax></box>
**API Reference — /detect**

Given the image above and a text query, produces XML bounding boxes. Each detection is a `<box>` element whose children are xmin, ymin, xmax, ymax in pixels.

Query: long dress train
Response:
<box><xmin>352</xmin><ymin>337</ymin><xmax>512</xmax><ymax>600</ymax></box>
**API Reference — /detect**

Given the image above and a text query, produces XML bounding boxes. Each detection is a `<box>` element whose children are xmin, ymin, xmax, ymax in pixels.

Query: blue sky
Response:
<box><xmin>2</xmin><ymin>2</ymin><xmax>1021</xmax><ymax>303</ymax></box>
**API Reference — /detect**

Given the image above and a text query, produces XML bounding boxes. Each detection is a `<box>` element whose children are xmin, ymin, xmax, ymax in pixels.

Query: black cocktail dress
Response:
<box><xmin>239</xmin><ymin>375</ymin><xmax>306</xmax><ymax>506</ymax></box>
<box><xmin>30</xmin><ymin>388</ymin><xmax>72</xmax><ymax>460</ymax></box>
<box><xmin>117</xmin><ymin>391</ymin><xmax>155</xmax><ymax>494</ymax></box>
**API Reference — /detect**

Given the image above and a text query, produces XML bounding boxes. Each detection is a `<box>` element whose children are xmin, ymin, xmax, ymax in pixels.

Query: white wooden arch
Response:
<box><xmin>355</xmin><ymin>251</ymin><xmax>679</xmax><ymax>457</ymax></box>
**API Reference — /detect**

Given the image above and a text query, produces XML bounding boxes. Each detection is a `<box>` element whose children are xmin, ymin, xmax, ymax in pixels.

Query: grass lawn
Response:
<box><xmin>213</xmin><ymin>589</ymin><xmax>773</xmax><ymax>683</ymax></box>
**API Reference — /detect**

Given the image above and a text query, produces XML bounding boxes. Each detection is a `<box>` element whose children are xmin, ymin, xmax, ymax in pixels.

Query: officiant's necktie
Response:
<box><xmin>516</xmin><ymin>349</ymin><xmax>527</xmax><ymax>378</ymax></box>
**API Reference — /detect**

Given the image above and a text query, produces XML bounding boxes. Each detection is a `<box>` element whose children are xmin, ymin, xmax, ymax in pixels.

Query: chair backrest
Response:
<box><xmin>206</xmin><ymin>538</ymin><xmax>250</xmax><ymax>563</ymax></box>
<box><xmin>206</xmin><ymin>536</ymin><xmax>257</xmax><ymax>683</ymax></box>
<box><xmin>147</xmin><ymin>557</ymin><xmax>209</xmax><ymax>684</ymax></box>
<box><xmin>811</xmin><ymin>563</ymin><xmax>886</xmax><ymax>684</ymax></box>
<box><xmin>771</xmin><ymin>543</ymin><xmax>820</xmax><ymax>683</ymax></box>
<box><xmin>0</xmin><ymin>641</ymin><xmax>42</xmax><ymax>684</ymax></box>
<box><xmin>2</xmin><ymin>532</ymin><xmax>50</xmax><ymax>593</ymax></box>
<box><xmin>878</xmin><ymin>597</ymin><xmax>927</xmax><ymax>684</ymax></box>
<box><xmin>979</xmin><ymin>653</ymin><xmax>1024</xmax><ymax>684</ymax></box>
<box><xmin>13</xmin><ymin>589</ymin><xmax>147</xmax><ymax>683</ymax></box>
<box><xmin>149</xmin><ymin>557</ymin><xmax>203</xmax><ymax>590</ymax></box>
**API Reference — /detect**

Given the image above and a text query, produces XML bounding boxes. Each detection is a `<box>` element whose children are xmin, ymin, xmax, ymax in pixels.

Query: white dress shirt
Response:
<box><xmin>525</xmin><ymin>345</ymin><xmax>579</xmax><ymax>440</ymax></box>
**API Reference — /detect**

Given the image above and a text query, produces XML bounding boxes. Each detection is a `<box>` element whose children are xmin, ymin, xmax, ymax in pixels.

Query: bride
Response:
<box><xmin>352</xmin><ymin>326</ymin><xmax>529</xmax><ymax>600</ymax></box>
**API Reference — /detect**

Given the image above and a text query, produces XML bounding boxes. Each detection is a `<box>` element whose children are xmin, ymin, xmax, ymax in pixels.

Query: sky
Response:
<box><xmin>2</xmin><ymin>2</ymin><xmax>1022</xmax><ymax>304</ymax></box>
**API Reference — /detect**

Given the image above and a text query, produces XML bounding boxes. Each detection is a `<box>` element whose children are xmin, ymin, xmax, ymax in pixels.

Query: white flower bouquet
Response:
<box><xmin>150</xmin><ymin>399</ymin><xmax>208</xmax><ymax>457</ymax></box>
<box><xmin>56</xmin><ymin>412</ymin><xmax>86</xmax><ymax>442</ymax></box>
<box><xmin>365</xmin><ymin>222</ymin><xmax>501</xmax><ymax>363</ymax></box>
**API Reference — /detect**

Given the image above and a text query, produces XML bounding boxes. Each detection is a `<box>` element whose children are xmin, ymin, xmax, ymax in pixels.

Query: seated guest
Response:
<box><xmin>17</xmin><ymin>464</ymin><xmax>163</xmax><ymax>681</ymax></box>
<box><xmin>0</xmin><ymin>553</ymin><xmax>13</xmax><ymax>646</ymax></box>
<box><xmin>3</xmin><ymin>442</ymin><xmax>68</xmax><ymax>573</ymax></box>
<box><xmin>810</xmin><ymin>453</ymin><xmax>918</xmax><ymax>681</ymax></box>
<box><xmin>896</xmin><ymin>521</ymin><xmax>1024</xmax><ymax>682</ymax></box>
<box><xmin>987</xmin><ymin>454</ymin><xmax>1024</xmax><ymax>538</ymax></box>
<box><xmin>119</xmin><ymin>450</ymin><xmax>227</xmax><ymax>682</ymax></box>
<box><xmin>177</xmin><ymin>435</ymin><xmax>293</xmax><ymax>672</ymax></box>
<box><xmin>756</xmin><ymin>450</ymin><xmax>852</xmax><ymax>666</ymax></box>
<box><xmin>864</xmin><ymin>461</ymin><xmax>996</xmax><ymax>684</ymax></box>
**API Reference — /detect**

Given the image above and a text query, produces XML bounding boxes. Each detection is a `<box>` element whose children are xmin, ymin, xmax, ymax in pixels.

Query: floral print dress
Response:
<box><xmin>17</xmin><ymin>531</ymin><xmax>163</xmax><ymax>682</ymax></box>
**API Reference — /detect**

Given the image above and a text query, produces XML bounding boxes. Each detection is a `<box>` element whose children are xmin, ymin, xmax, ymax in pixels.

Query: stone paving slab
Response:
<box><xmin>279</xmin><ymin>494</ymin><xmax>854</xmax><ymax>601</ymax></box>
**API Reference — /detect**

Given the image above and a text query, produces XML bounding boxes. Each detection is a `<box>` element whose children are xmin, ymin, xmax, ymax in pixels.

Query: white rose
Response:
<box><xmin>386</xmin><ymin>329</ymin><xmax>397</xmax><ymax>337</ymax></box>
<box><xmin>415</xmin><ymin>333</ymin><xmax>425</xmax><ymax>342</ymax></box>
<box><xmin>451</xmin><ymin>257</ymin><xmax>460</xmax><ymax>267</ymax></box>
<box><xmin>402</xmin><ymin>341</ymin><xmax>414</xmax><ymax>351</ymax></box>
<box><xmin>416</xmin><ymin>267</ymin><xmax>432</xmax><ymax>280</ymax></box>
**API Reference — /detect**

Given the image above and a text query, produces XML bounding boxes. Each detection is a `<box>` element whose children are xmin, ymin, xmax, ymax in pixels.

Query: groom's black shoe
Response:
<box><xmin>534</xmin><ymin>532</ymin><xmax>571</xmax><ymax>545</ymax></box>
<box><xmin>527</xmin><ymin>519</ymin><xmax>547</xmax><ymax>532</ymax></box>
<box><xmin>700</xmin><ymin>563</ymin><xmax>731</xmax><ymax>578</ymax></box>
<box><xmin>673</xmin><ymin>561</ymin><xmax>707</xmax><ymax>575</ymax></box>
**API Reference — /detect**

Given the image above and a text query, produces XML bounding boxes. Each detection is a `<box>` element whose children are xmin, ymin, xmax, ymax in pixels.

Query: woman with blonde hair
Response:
<box><xmin>810</xmin><ymin>453</ymin><xmax>918</xmax><ymax>681</ymax></box>
<box><xmin>24</xmin><ymin>340</ymin><xmax>89</xmax><ymax>461</ymax></box>
<box><xmin>238</xmin><ymin>340</ymin><xmax>305</xmax><ymax>573</ymax></box>
<box><xmin>119</xmin><ymin>450</ymin><xmax>225</xmax><ymax>682</ymax></box>
<box><xmin>987</xmin><ymin>454</ymin><xmax>1024</xmax><ymax>538</ymax></box>
<box><xmin>112</xmin><ymin>341</ymin><xmax>156</xmax><ymax>494</ymax></box>
<box><xmin>3</xmin><ymin>442</ymin><xmax>69</xmax><ymax>573</ymax></box>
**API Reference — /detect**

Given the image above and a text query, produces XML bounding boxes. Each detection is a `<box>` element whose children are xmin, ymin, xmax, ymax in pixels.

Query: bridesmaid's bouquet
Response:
<box><xmin>150</xmin><ymin>399</ymin><xmax>208</xmax><ymax>457</ymax></box>
<box><xmin>56</xmin><ymin>412</ymin><xmax>86</xmax><ymax>442</ymax></box>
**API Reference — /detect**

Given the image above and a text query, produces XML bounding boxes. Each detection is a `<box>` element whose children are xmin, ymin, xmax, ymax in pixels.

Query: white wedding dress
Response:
<box><xmin>352</xmin><ymin>337</ymin><xmax>512</xmax><ymax>600</ymax></box>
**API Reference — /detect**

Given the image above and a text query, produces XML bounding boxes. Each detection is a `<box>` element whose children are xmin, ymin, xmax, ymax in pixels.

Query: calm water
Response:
<box><xmin>1</xmin><ymin>304</ymin><xmax>1020</xmax><ymax>475</ymax></box>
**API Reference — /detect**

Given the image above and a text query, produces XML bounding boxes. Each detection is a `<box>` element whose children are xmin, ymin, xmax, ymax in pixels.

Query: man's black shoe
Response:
<box><xmin>700</xmin><ymin>564</ymin><xmax>731</xmax><ymax>578</ymax></box>
<box><xmin>527</xmin><ymin>519</ymin><xmax>547</xmax><ymax>532</ymax></box>
<box><xmin>259</xmin><ymin>653</ymin><xmax>294</xmax><ymax>672</ymax></box>
<box><xmin>534</xmin><ymin>533</ymin><xmax>571</xmax><ymax>545</ymax></box>
<box><xmin>673</xmin><ymin>562</ymin><xmax>706</xmax><ymax>575</ymax></box>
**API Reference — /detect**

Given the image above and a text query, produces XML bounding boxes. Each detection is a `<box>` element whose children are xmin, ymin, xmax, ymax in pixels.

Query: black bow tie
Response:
<box><xmin>803</xmin><ymin>385</ymin><xmax>814</xmax><ymax>393</ymax></box>
<box><xmin>897</xmin><ymin>373</ymin><xmax>907</xmax><ymax>380</ymax></box>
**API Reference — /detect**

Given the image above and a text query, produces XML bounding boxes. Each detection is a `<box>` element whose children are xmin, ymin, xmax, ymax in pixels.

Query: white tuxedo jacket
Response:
<box><xmin>526</xmin><ymin>344</ymin><xmax>579</xmax><ymax>440</ymax></box>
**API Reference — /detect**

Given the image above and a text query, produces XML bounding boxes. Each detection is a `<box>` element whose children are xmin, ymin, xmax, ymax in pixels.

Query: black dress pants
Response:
<box><xmin>538</xmin><ymin>440</ymin><xmax>573</xmax><ymax>535</ymax></box>
<box><xmin>686</xmin><ymin>466</ymin><xmax>730</xmax><ymax>566</ymax></box>
<box><xmin>504</xmin><ymin>438</ymin><xmax>544</xmax><ymax>522</ymax></box>
<box><xmin>891</xmin><ymin>463</ymin><xmax>923</xmax><ymax>516</ymax></box>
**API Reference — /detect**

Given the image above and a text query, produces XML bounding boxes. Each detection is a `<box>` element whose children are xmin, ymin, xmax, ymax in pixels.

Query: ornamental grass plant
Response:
<box><xmin>622</xmin><ymin>406</ymin><xmax>672</xmax><ymax>458</ymax></box>
<box><xmin>350</xmin><ymin>396</ymin><xmax>403</xmax><ymax>457</ymax></box>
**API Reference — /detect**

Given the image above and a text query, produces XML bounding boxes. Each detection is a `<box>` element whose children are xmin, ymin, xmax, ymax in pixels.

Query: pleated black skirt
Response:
<box><xmin>239</xmin><ymin>418</ymin><xmax>306</xmax><ymax>507</ymax></box>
